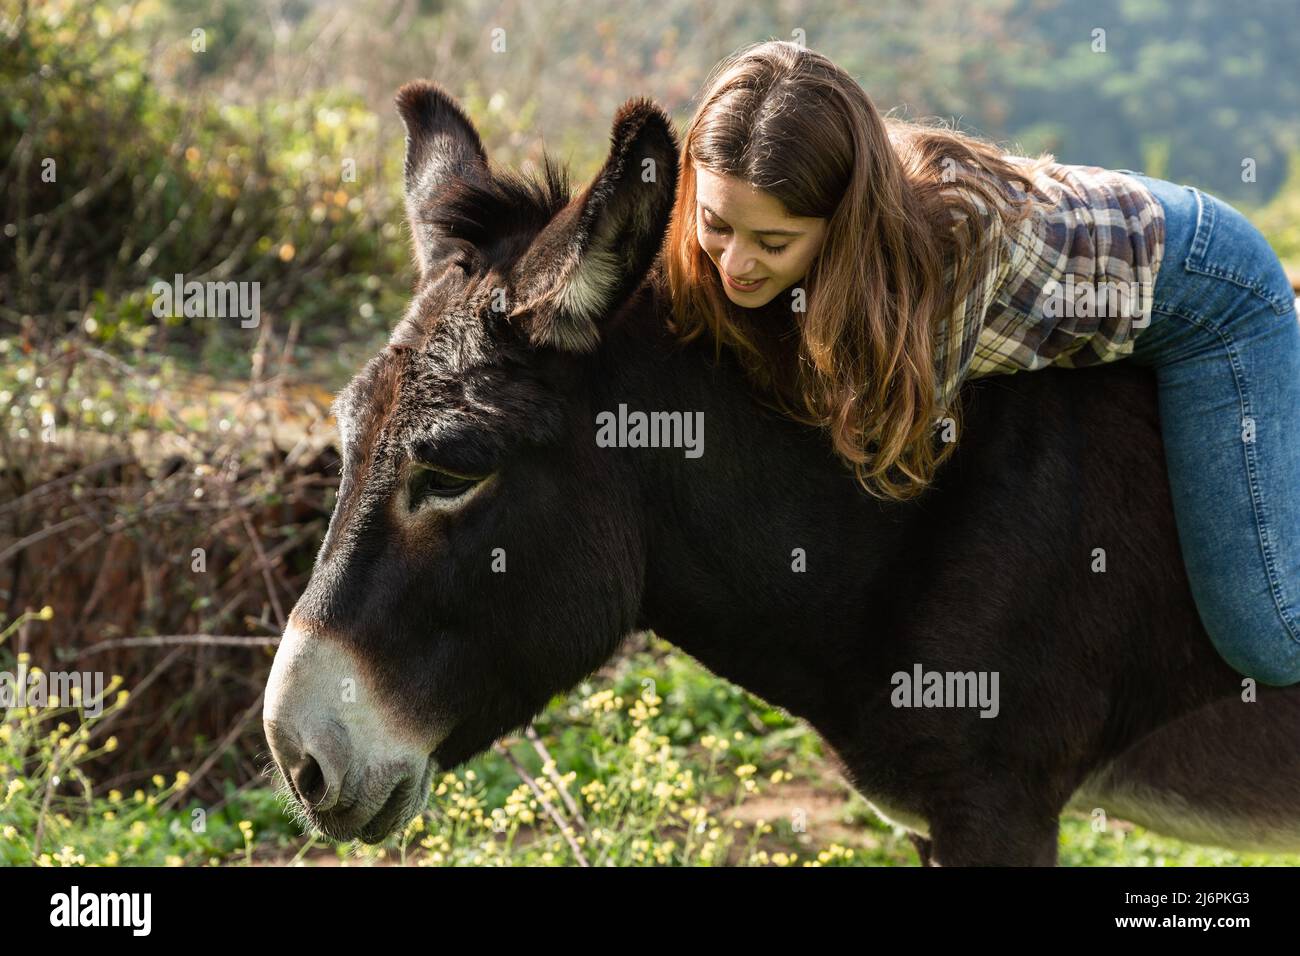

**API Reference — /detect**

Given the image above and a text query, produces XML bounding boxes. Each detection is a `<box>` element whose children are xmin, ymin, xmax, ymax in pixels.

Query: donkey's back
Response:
<box><xmin>631</xmin><ymin>311</ymin><xmax>1300</xmax><ymax>863</ymax></box>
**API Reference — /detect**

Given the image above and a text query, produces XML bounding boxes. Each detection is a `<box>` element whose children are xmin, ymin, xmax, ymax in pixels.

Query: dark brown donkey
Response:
<box><xmin>263</xmin><ymin>81</ymin><xmax>1300</xmax><ymax>864</ymax></box>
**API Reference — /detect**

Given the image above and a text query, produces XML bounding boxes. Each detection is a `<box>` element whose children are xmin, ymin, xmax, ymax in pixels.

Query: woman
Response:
<box><xmin>665</xmin><ymin>39</ymin><xmax>1300</xmax><ymax>686</ymax></box>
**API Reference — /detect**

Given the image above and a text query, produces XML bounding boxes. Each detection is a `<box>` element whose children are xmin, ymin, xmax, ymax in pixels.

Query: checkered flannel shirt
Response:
<box><xmin>932</xmin><ymin>158</ymin><xmax>1166</xmax><ymax>416</ymax></box>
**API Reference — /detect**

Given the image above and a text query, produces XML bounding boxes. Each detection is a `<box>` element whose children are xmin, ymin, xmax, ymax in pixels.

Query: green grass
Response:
<box><xmin>4</xmin><ymin>614</ymin><xmax>1298</xmax><ymax>867</ymax></box>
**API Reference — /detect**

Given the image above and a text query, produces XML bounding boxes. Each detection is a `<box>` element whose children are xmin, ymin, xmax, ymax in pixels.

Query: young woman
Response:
<box><xmin>665</xmin><ymin>39</ymin><xmax>1300</xmax><ymax>687</ymax></box>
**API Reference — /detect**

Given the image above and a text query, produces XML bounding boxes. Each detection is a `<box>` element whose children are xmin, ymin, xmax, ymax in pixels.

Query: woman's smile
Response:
<box><xmin>724</xmin><ymin>273</ymin><xmax>767</xmax><ymax>292</ymax></box>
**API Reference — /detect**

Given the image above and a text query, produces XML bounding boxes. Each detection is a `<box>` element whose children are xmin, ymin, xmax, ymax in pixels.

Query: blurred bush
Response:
<box><xmin>0</xmin><ymin>336</ymin><xmax>343</xmax><ymax>798</ymax></box>
<box><xmin>1254</xmin><ymin>154</ymin><xmax>1300</xmax><ymax>275</ymax></box>
<box><xmin>0</xmin><ymin>0</ymin><xmax>410</xmax><ymax>369</ymax></box>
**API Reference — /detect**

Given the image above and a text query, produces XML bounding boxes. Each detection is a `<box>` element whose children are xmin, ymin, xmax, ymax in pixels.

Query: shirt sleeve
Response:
<box><xmin>932</xmin><ymin>196</ymin><xmax>1009</xmax><ymax>418</ymax></box>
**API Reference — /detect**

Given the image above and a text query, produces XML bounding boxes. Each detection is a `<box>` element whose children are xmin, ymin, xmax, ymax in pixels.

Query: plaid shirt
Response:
<box><xmin>932</xmin><ymin>159</ymin><xmax>1166</xmax><ymax>416</ymax></box>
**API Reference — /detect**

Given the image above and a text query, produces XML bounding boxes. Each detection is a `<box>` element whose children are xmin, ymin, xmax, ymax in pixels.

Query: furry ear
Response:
<box><xmin>395</xmin><ymin>81</ymin><xmax>490</xmax><ymax>278</ymax></box>
<box><xmin>510</xmin><ymin>98</ymin><xmax>679</xmax><ymax>352</ymax></box>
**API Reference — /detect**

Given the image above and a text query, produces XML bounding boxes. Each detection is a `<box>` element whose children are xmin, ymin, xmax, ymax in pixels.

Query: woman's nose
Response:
<box><xmin>720</xmin><ymin>243</ymin><xmax>757</xmax><ymax>277</ymax></box>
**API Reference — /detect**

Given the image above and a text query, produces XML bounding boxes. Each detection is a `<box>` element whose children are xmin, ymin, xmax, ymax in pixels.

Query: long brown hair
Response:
<box><xmin>666</xmin><ymin>39</ymin><xmax>1055</xmax><ymax>500</ymax></box>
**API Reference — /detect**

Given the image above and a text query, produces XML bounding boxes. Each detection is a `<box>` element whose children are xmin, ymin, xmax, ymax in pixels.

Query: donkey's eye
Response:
<box><xmin>407</xmin><ymin>465</ymin><xmax>484</xmax><ymax>510</ymax></box>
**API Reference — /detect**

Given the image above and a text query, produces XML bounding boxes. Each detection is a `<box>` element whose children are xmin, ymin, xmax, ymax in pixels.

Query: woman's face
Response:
<box><xmin>693</xmin><ymin>164</ymin><xmax>828</xmax><ymax>308</ymax></box>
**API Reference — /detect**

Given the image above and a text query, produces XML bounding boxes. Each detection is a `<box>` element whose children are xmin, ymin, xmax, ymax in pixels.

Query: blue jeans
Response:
<box><xmin>1118</xmin><ymin>170</ymin><xmax>1300</xmax><ymax>686</ymax></box>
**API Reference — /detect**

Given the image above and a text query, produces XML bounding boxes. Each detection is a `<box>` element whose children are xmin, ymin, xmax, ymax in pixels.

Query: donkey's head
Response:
<box><xmin>263</xmin><ymin>82</ymin><xmax>678</xmax><ymax>843</ymax></box>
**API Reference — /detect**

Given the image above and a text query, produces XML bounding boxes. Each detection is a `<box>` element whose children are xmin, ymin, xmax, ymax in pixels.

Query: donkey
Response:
<box><xmin>263</xmin><ymin>81</ymin><xmax>1300</xmax><ymax>865</ymax></box>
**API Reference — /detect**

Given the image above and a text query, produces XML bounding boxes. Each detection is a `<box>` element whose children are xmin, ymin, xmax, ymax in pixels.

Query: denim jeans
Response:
<box><xmin>1117</xmin><ymin>170</ymin><xmax>1300</xmax><ymax>686</ymax></box>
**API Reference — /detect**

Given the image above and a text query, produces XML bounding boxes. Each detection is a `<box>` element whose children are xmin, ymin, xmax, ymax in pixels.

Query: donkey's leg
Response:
<box><xmin>928</xmin><ymin>800</ymin><xmax>1061</xmax><ymax>866</ymax></box>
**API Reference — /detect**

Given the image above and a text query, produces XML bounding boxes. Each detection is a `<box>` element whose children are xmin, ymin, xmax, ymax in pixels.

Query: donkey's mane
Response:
<box><xmin>429</xmin><ymin>155</ymin><xmax>573</xmax><ymax>250</ymax></box>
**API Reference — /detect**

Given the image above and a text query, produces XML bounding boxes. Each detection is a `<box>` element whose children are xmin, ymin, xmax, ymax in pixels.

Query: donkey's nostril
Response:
<box><xmin>292</xmin><ymin>753</ymin><xmax>328</xmax><ymax>807</ymax></box>
<box><xmin>266</xmin><ymin>718</ymin><xmax>346</xmax><ymax>814</ymax></box>
<box><xmin>290</xmin><ymin>735</ymin><xmax>347</xmax><ymax>814</ymax></box>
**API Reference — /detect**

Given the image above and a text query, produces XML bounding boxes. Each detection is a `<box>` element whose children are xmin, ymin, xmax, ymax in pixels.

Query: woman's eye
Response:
<box><xmin>407</xmin><ymin>465</ymin><xmax>483</xmax><ymax>510</ymax></box>
<box><xmin>701</xmin><ymin>210</ymin><xmax>788</xmax><ymax>254</ymax></box>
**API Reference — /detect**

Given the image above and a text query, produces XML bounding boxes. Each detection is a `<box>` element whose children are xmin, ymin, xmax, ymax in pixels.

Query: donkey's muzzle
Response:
<box><xmin>262</xmin><ymin>618</ymin><xmax>437</xmax><ymax>841</ymax></box>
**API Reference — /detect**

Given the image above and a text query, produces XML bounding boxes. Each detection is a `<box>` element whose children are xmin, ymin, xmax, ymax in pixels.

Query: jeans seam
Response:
<box><xmin>1150</xmin><ymin>306</ymin><xmax>1300</xmax><ymax>649</ymax></box>
<box><xmin>1183</xmin><ymin>263</ymin><xmax>1295</xmax><ymax>316</ymax></box>
<box><xmin>1181</xmin><ymin>187</ymin><xmax>1293</xmax><ymax>315</ymax></box>
<box><xmin>1185</xmin><ymin>187</ymin><xmax>1214</xmax><ymax>263</ymax></box>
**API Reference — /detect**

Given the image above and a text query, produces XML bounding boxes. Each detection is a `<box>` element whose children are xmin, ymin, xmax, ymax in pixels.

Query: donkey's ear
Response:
<box><xmin>511</xmin><ymin>98</ymin><xmax>679</xmax><ymax>352</ymax></box>
<box><xmin>395</xmin><ymin>81</ymin><xmax>490</xmax><ymax>278</ymax></box>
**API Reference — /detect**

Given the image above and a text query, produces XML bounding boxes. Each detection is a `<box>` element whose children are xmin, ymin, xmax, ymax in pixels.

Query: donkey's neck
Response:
<box><xmin>593</xmin><ymin>282</ymin><xmax>917</xmax><ymax>728</ymax></box>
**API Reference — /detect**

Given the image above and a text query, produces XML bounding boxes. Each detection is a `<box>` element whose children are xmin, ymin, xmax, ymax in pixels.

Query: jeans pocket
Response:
<box><xmin>1184</xmin><ymin>187</ymin><xmax>1295</xmax><ymax>316</ymax></box>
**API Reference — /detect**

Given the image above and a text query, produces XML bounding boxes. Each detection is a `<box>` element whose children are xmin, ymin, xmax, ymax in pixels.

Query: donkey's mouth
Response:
<box><xmin>298</xmin><ymin>756</ymin><xmax>434</xmax><ymax>844</ymax></box>
<box><xmin>357</xmin><ymin>778</ymin><xmax>416</xmax><ymax>844</ymax></box>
